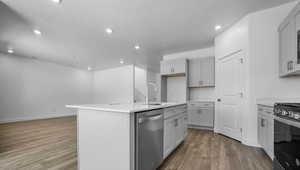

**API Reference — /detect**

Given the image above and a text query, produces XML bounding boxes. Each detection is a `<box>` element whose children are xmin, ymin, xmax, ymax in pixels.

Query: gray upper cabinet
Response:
<box><xmin>160</xmin><ymin>59</ymin><xmax>187</xmax><ymax>76</ymax></box>
<box><xmin>188</xmin><ymin>57</ymin><xmax>215</xmax><ymax>87</ymax></box>
<box><xmin>279</xmin><ymin>2</ymin><xmax>300</xmax><ymax>77</ymax></box>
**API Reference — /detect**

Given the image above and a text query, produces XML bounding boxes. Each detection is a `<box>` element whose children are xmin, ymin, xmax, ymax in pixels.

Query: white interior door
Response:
<box><xmin>218</xmin><ymin>51</ymin><xmax>244</xmax><ymax>141</ymax></box>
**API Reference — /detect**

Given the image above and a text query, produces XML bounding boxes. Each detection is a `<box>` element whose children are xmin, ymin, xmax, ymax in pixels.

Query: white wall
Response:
<box><xmin>166</xmin><ymin>77</ymin><xmax>186</xmax><ymax>102</ymax></box>
<box><xmin>163</xmin><ymin>47</ymin><xmax>214</xmax><ymax>60</ymax></box>
<box><xmin>92</xmin><ymin>65</ymin><xmax>134</xmax><ymax>104</ymax></box>
<box><xmin>134</xmin><ymin>66</ymin><xmax>147</xmax><ymax>103</ymax></box>
<box><xmin>147</xmin><ymin>70</ymin><xmax>160</xmax><ymax>102</ymax></box>
<box><xmin>163</xmin><ymin>47</ymin><xmax>216</xmax><ymax>101</ymax></box>
<box><xmin>215</xmin><ymin>0</ymin><xmax>300</xmax><ymax>146</ymax></box>
<box><xmin>0</xmin><ymin>53</ymin><xmax>93</xmax><ymax>123</ymax></box>
<box><xmin>249</xmin><ymin>1</ymin><xmax>300</xmax><ymax>99</ymax></box>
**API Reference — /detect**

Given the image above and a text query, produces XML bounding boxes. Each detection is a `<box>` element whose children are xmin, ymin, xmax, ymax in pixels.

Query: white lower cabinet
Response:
<box><xmin>164</xmin><ymin>118</ymin><xmax>176</xmax><ymax>158</ymax></box>
<box><xmin>175</xmin><ymin>115</ymin><xmax>186</xmax><ymax>146</ymax></box>
<box><xmin>163</xmin><ymin>105</ymin><xmax>187</xmax><ymax>159</ymax></box>
<box><xmin>188</xmin><ymin>101</ymin><xmax>214</xmax><ymax>128</ymax></box>
<box><xmin>257</xmin><ymin>105</ymin><xmax>274</xmax><ymax>160</ymax></box>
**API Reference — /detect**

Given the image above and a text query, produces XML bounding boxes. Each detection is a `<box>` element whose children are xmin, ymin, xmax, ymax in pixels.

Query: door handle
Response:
<box><xmin>217</xmin><ymin>98</ymin><xmax>221</xmax><ymax>102</ymax></box>
<box><xmin>138</xmin><ymin>114</ymin><xmax>162</xmax><ymax>124</ymax></box>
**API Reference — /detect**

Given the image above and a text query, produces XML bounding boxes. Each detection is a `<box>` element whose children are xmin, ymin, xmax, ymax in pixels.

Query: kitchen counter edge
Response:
<box><xmin>66</xmin><ymin>102</ymin><xmax>187</xmax><ymax>113</ymax></box>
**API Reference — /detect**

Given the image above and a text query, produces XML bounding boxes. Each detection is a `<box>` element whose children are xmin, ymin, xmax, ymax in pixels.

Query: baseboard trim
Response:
<box><xmin>242</xmin><ymin>138</ymin><xmax>260</xmax><ymax>147</ymax></box>
<box><xmin>0</xmin><ymin>112</ymin><xmax>77</xmax><ymax>124</ymax></box>
<box><xmin>188</xmin><ymin>124</ymin><xmax>214</xmax><ymax>131</ymax></box>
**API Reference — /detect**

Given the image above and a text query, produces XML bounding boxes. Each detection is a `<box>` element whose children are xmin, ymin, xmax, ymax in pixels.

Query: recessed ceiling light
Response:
<box><xmin>120</xmin><ymin>58</ymin><xmax>124</xmax><ymax>64</ymax></box>
<box><xmin>87</xmin><ymin>66</ymin><xmax>92</xmax><ymax>71</ymax></box>
<box><xmin>105</xmin><ymin>28</ymin><xmax>113</xmax><ymax>35</ymax></box>
<box><xmin>215</xmin><ymin>25</ymin><xmax>222</xmax><ymax>30</ymax></box>
<box><xmin>33</xmin><ymin>29</ymin><xmax>42</xmax><ymax>35</ymax></box>
<box><xmin>52</xmin><ymin>0</ymin><xmax>62</xmax><ymax>4</ymax></box>
<box><xmin>134</xmin><ymin>45</ymin><xmax>140</xmax><ymax>50</ymax></box>
<box><xmin>7</xmin><ymin>49</ymin><xmax>14</xmax><ymax>54</ymax></box>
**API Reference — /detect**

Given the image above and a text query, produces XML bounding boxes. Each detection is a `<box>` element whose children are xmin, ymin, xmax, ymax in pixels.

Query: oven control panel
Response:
<box><xmin>274</xmin><ymin>103</ymin><xmax>300</xmax><ymax>121</ymax></box>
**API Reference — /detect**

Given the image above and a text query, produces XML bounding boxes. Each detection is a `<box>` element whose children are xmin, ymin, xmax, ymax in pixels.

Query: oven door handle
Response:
<box><xmin>275</xmin><ymin>116</ymin><xmax>300</xmax><ymax>128</ymax></box>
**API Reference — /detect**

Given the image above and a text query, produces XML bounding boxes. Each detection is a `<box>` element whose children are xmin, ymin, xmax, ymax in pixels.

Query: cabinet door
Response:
<box><xmin>163</xmin><ymin>118</ymin><xmax>175</xmax><ymax>158</ymax></box>
<box><xmin>188</xmin><ymin>107</ymin><xmax>214</xmax><ymax>127</ymax></box>
<box><xmin>207</xmin><ymin>57</ymin><xmax>215</xmax><ymax>86</ymax></box>
<box><xmin>199</xmin><ymin>58</ymin><xmax>208</xmax><ymax>86</ymax></box>
<box><xmin>295</xmin><ymin>11</ymin><xmax>300</xmax><ymax>66</ymax></box>
<box><xmin>188</xmin><ymin>108</ymin><xmax>199</xmax><ymax>125</ymax></box>
<box><xmin>279</xmin><ymin>20</ymin><xmax>295</xmax><ymax>75</ymax></box>
<box><xmin>174</xmin><ymin>117</ymin><xmax>182</xmax><ymax>146</ymax></box>
<box><xmin>161</xmin><ymin>59</ymin><xmax>186</xmax><ymax>75</ymax></box>
<box><xmin>267</xmin><ymin>117</ymin><xmax>274</xmax><ymax>159</ymax></box>
<box><xmin>257</xmin><ymin>116</ymin><xmax>263</xmax><ymax>146</ymax></box>
<box><xmin>262</xmin><ymin>117</ymin><xmax>268</xmax><ymax>152</ymax></box>
<box><xmin>201</xmin><ymin>57</ymin><xmax>215</xmax><ymax>86</ymax></box>
<box><xmin>178</xmin><ymin>116</ymin><xmax>185</xmax><ymax>144</ymax></box>
<box><xmin>188</xmin><ymin>58</ymin><xmax>201</xmax><ymax>87</ymax></box>
<box><xmin>183</xmin><ymin>114</ymin><xmax>188</xmax><ymax>137</ymax></box>
<box><xmin>168</xmin><ymin>61</ymin><xmax>174</xmax><ymax>74</ymax></box>
<box><xmin>173</xmin><ymin>59</ymin><xmax>186</xmax><ymax>74</ymax></box>
<box><xmin>160</xmin><ymin>61</ymin><xmax>167</xmax><ymax>75</ymax></box>
<box><xmin>161</xmin><ymin>61</ymin><xmax>174</xmax><ymax>75</ymax></box>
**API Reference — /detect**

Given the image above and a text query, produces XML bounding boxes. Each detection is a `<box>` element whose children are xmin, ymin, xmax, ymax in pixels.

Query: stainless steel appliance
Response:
<box><xmin>136</xmin><ymin>109</ymin><xmax>163</xmax><ymax>170</ymax></box>
<box><xmin>274</xmin><ymin>103</ymin><xmax>300</xmax><ymax>170</ymax></box>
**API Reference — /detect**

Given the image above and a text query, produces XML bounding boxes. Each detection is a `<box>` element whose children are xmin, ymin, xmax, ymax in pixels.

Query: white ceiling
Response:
<box><xmin>0</xmin><ymin>0</ymin><xmax>295</xmax><ymax>71</ymax></box>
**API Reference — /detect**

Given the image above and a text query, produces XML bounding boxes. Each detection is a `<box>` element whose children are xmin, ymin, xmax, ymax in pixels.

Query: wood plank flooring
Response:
<box><xmin>0</xmin><ymin>116</ymin><xmax>272</xmax><ymax>170</ymax></box>
<box><xmin>0</xmin><ymin>116</ymin><xmax>77</xmax><ymax>170</ymax></box>
<box><xmin>158</xmin><ymin>129</ymin><xmax>272</xmax><ymax>170</ymax></box>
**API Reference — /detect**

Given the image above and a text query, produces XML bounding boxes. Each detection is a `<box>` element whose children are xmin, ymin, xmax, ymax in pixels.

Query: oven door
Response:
<box><xmin>274</xmin><ymin>116</ymin><xmax>300</xmax><ymax>170</ymax></box>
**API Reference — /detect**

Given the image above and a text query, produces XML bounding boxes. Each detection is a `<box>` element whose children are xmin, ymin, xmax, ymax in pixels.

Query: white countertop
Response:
<box><xmin>66</xmin><ymin>102</ymin><xmax>187</xmax><ymax>113</ymax></box>
<box><xmin>257</xmin><ymin>98</ymin><xmax>300</xmax><ymax>107</ymax></box>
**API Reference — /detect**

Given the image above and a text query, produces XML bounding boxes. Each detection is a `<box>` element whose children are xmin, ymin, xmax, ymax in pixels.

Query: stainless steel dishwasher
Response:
<box><xmin>135</xmin><ymin>109</ymin><xmax>163</xmax><ymax>170</ymax></box>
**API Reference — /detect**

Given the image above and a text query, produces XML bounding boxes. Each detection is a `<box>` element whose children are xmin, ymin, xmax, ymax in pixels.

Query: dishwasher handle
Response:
<box><xmin>138</xmin><ymin>114</ymin><xmax>163</xmax><ymax>124</ymax></box>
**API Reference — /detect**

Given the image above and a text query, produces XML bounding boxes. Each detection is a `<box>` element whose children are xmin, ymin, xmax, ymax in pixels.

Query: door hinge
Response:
<box><xmin>240</xmin><ymin>58</ymin><xmax>244</xmax><ymax>64</ymax></box>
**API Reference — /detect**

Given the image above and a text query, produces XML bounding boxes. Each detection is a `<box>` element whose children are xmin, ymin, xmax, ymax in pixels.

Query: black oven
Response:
<box><xmin>274</xmin><ymin>103</ymin><xmax>300</xmax><ymax>170</ymax></box>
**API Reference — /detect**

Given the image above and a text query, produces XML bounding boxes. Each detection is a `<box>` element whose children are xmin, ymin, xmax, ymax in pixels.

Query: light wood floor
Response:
<box><xmin>158</xmin><ymin>129</ymin><xmax>272</xmax><ymax>170</ymax></box>
<box><xmin>0</xmin><ymin>116</ymin><xmax>272</xmax><ymax>170</ymax></box>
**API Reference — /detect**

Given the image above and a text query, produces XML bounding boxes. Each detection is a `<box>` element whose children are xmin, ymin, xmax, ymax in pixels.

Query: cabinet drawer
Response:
<box><xmin>188</xmin><ymin>102</ymin><xmax>214</xmax><ymax>108</ymax></box>
<box><xmin>164</xmin><ymin>105</ymin><xmax>187</xmax><ymax>119</ymax></box>
<box><xmin>188</xmin><ymin>108</ymin><xmax>214</xmax><ymax>127</ymax></box>
<box><xmin>258</xmin><ymin>105</ymin><xmax>273</xmax><ymax>115</ymax></box>
<box><xmin>175</xmin><ymin>105</ymin><xmax>187</xmax><ymax>114</ymax></box>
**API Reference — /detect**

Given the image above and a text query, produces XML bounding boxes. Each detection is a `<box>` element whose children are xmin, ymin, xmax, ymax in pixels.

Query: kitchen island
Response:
<box><xmin>66</xmin><ymin>103</ymin><xmax>187</xmax><ymax>170</ymax></box>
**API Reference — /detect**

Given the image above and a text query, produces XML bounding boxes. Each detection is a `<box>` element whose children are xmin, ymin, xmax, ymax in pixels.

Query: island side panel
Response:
<box><xmin>78</xmin><ymin>109</ymin><xmax>133</xmax><ymax>170</ymax></box>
